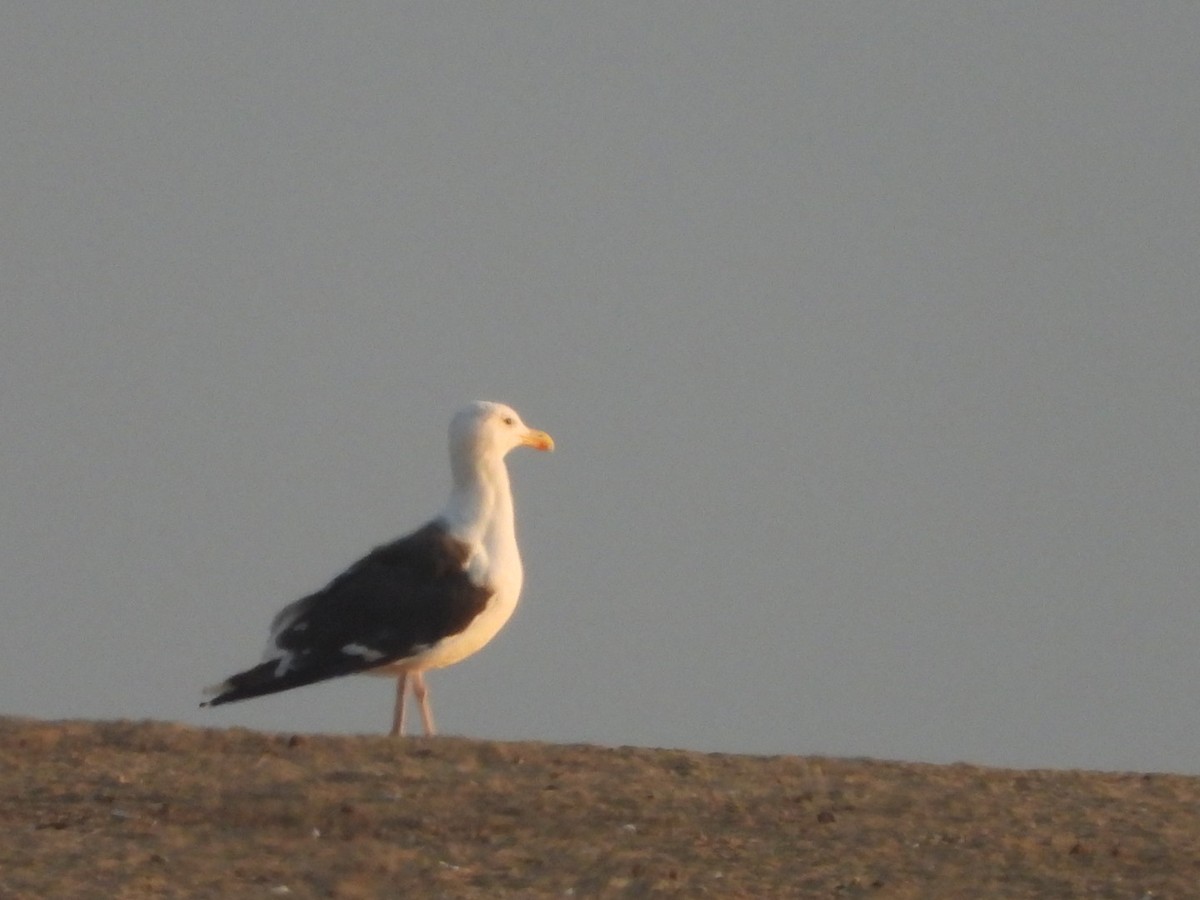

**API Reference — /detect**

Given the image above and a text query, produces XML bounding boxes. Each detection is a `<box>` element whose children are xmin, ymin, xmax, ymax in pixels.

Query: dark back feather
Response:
<box><xmin>205</xmin><ymin>521</ymin><xmax>492</xmax><ymax>706</ymax></box>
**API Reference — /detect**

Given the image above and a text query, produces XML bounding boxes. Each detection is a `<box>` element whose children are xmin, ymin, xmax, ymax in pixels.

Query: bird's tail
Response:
<box><xmin>199</xmin><ymin>659</ymin><xmax>310</xmax><ymax>708</ymax></box>
<box><xmin>199</xmin><ymin>679</ymin><xmax>233</xmax><ymax>706</ymax></box>
<box><xmin>201</xmin><ymin>652</ymin><xmax>379</xmax><ymax>708</ymax></box>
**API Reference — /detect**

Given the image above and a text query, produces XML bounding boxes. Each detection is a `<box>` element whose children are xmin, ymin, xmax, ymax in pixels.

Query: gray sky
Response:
<box><xmin>2</xmin><ymin>4</ymin><xmax>1198</xmax><ymax>773</ymax></box>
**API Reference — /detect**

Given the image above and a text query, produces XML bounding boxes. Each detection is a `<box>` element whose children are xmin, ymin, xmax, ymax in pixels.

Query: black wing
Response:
<box><xmin>203</xmin><ymin>521</ymin><xmax>492</xmax><ymax>706</ymax></box>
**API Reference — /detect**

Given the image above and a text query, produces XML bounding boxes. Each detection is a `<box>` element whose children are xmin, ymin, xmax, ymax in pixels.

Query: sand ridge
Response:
<box><xmin>1</xmin><ymin>717</ymin><xmax>1196</xmax><ymax>898</ymax></box>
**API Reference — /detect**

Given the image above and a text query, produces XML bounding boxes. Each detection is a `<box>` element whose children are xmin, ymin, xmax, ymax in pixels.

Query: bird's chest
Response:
<box><xmin>420</xmin><ymin>539</ymin><xmax>523</xmax><ymax>670</ymax></box>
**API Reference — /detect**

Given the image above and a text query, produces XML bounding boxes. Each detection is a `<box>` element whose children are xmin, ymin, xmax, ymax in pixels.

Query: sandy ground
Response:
<box><xmin>0</xmin><ymin>717</ymin><xmax>1197</xmax><ymax>898</ymax></box>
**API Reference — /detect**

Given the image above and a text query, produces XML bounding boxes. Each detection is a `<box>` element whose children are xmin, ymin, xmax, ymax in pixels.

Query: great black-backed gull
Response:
<box><xmin>202</xmin><ymin>401</ymin><xmax>554</xmax><ymax>736</ymax></box>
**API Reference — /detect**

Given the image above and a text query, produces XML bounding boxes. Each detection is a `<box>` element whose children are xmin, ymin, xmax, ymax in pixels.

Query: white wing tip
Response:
<box><xmin>201</xmin><ymin>679</ymin><xmax>231</xmax><ymax>698</ymax></box>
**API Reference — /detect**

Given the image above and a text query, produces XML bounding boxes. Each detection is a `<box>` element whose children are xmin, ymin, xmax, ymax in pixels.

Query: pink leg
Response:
<box><xmin>412</xmin><ymin>672</ymin><xmax>437</xmax><ymax>736</ymax></box>
<box><xmin>389</xmin><ymin>672</ymin><xmax>408</xmax><ymax>737</ymax></box>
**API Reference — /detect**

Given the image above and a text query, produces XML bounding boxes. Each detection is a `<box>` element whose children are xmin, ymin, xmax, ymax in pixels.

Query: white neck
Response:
<box><xmin>440</xmin><ymin>450</ymin><xmax>518</xmax><ymax>554</ymax></box>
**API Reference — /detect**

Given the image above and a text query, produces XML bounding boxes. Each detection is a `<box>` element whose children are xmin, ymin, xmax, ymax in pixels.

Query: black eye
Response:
<box><xmin>502</xmin><ymin>416</ymin><xmax>515</xmax><ymax>426</ymax></box>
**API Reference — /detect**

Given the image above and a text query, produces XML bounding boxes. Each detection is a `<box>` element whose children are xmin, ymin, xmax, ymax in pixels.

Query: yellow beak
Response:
<box><xmin>521</xmin><ymin>429</ymin><xmax>555</xmax><ymax>452</ymax></box>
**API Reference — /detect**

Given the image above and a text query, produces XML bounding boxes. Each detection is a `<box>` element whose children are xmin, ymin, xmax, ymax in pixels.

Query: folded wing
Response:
<box><xmin>203</xmin><ymin>522</ymin><xmax>492</xmax><ymax>706</ymax></box>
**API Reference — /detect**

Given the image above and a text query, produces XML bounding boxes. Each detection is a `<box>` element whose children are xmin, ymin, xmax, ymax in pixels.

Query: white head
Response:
<box><xmin>448</xmin><ymin>401</ymin><xmax>554</xmax><ymax>465</ymax></box>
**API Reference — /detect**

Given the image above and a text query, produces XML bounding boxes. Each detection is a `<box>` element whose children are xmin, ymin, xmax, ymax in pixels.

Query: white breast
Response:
<box><xmin>370</xmin><ymin>530</ymin><xmax>524</xmax><ymax>674</ymax></box>
<box><xmin>382</xmin><ymin>421</ymin><xmax>528</xmax><ymax>672</ymax></box>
